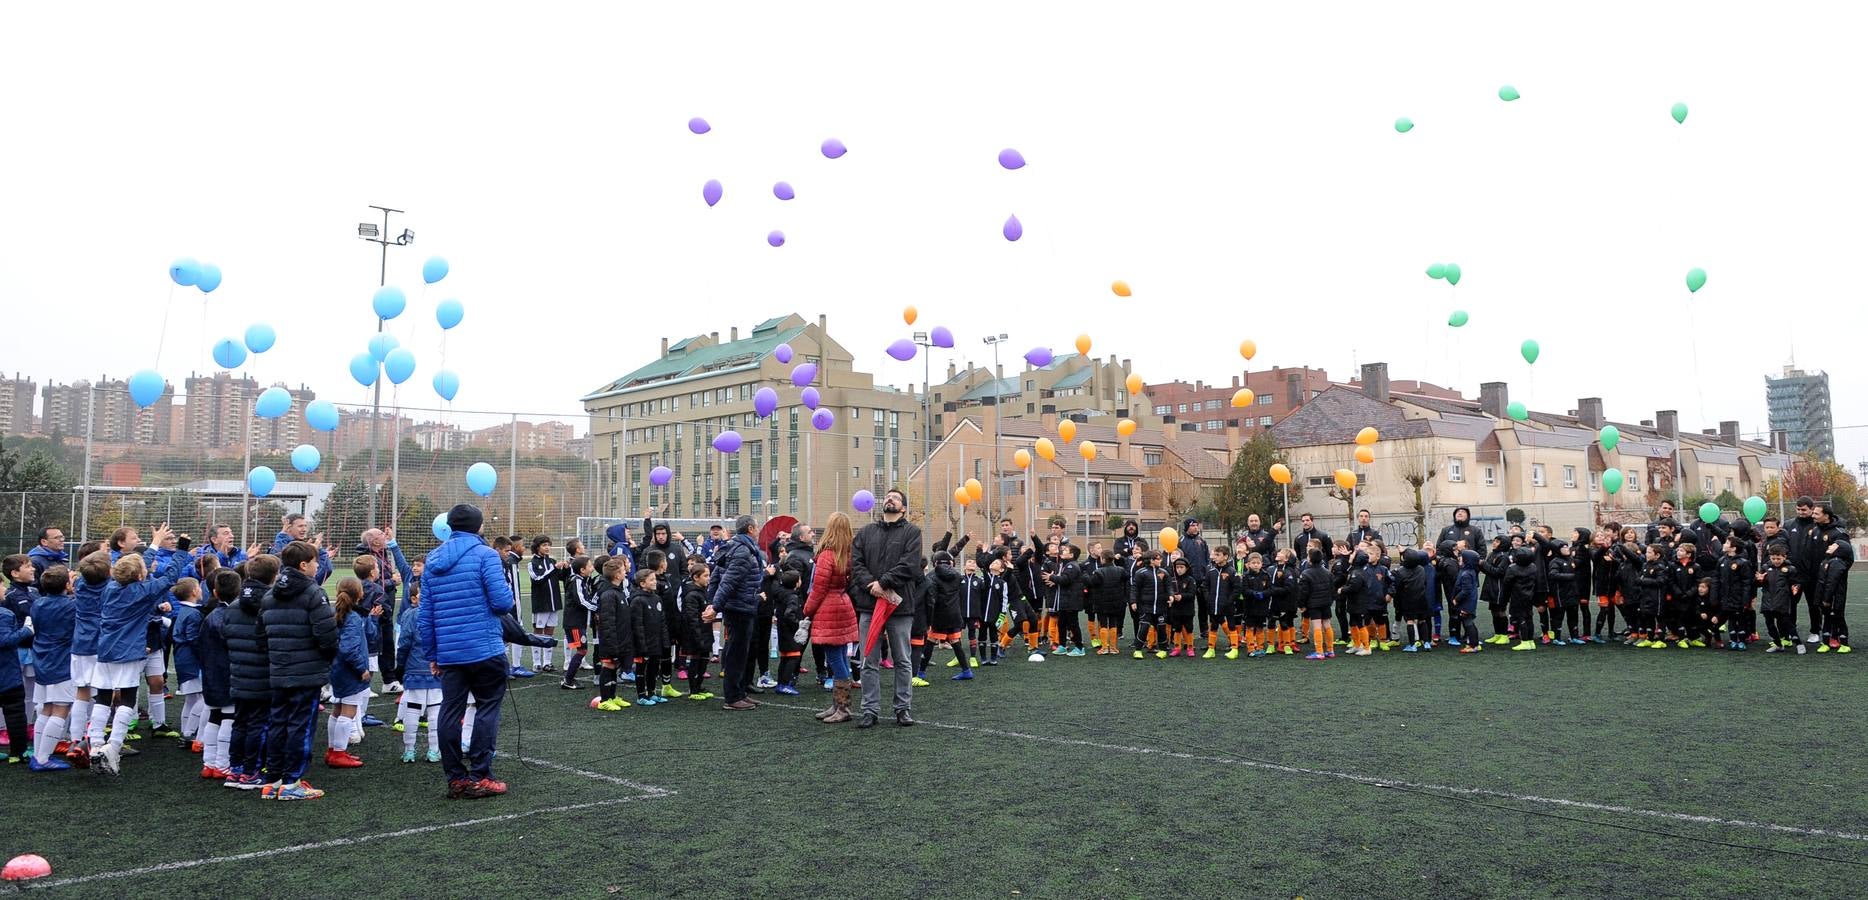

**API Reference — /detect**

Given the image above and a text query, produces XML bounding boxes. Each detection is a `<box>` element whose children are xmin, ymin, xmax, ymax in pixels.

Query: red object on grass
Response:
<box><xmin>3</xmin><ymin>854</ymin><xmax>51</xmax><ymax>881</ymax></box>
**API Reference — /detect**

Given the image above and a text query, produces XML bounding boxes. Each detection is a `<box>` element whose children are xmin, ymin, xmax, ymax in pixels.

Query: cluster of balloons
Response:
<box><xmin>169</xmin><ymin>258</ymin><xmax>223</xmax><ymax>294</ymax></box>
<box><xmin>952</xmin><ymin>478</ymin><xmax>984</xmax><ymax>508</ymax></box>
<box><xmin>1425</xmin><ymin>262</ymin><xmax>1463</xmax><ymax>285</ymax></box>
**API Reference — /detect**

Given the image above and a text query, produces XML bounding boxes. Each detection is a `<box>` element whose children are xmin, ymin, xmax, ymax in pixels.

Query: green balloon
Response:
<box><xmin>1395</xmin><ymin>117</ymin><xmax>1414</xmax><ymax>134</ymax></box>
<box><xmin>1448</xmin><ymin>310</ymin><xmax>1469</xmax><ymax>328</ymax></box>
<box><xmin>1426</xmin><ymin>263</ymin><xmax>1446</xmax><ymax>279</ymax></box>
<box><xmin>1685</xmin><ymin>267</ymin><xmax>1707</xmax><ymax>293</ymax></box>
<box><xmin>1602</xmin><ymin>468</ymin><xmax>1624</xmax><ymax>495</ymax></box>
<box><xmin>1698</xmin><ymin>502</ymin><xmax>1720</xmax><ymax>524</ymax></box>
<box><xmin>1671</xmin><ymin>102</ymin><xmax>1688</xmax><ymax>124</ymax></box>
<box><xmin>1506</xmin><ymin>401</ymin><xmax>1528</xmax><ymax>421</ymax></box>
<box><xmin>1444</xmin><ymin>263</ymin><xmax>1461</xmax><ymax>286</ymax></box>
<box><xmin>1598</xmin><ymin>424</ymin><xmax>1621</xmax><ymax>453</ymax></box>
<box><xmin>1498</xmin><ymin>85</ymin><xmax>1521</xmax><ymax>102</ymax></box>
<box><xmin>1743</xmin><ymin>495</ymin><xmax>1768</xmax><ymax>524</ymax></box>
<box><xmin>1520</xmin><ymin>339</ymin><xmax>1540</xmax><ymax>365</ymax></box>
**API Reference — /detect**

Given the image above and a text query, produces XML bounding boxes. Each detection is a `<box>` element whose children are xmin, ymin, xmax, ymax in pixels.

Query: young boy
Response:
<box><xmin>1816</xmin><ymin>534</ymin><xmax>1853</xmax><ymax>654</ymax></box>
<box><xmin>627</xmin><ymin>567</ymin><xmax>668</xmax><ymax>706</ymax></box>
<box><xmin>0</xmin><ymin>575</ymin><xmax>36</xmax><ymax>764</ymax></box>
<box><xmin>1758</xmin><ymin>544</ymin><xmax>1801</xmax><ymax>654</ymax></box>
<box><xmin>676</xmin><ymin>561</ymin><xmax>714</xmax><ymax>701</ymax></box>
<box><xmin>593</xmin><ymin>556</ymin><xmax>634</xmax><ymax>711</ymax></box>
<box><xmin>221</xmin><ymin>554</ymin><xmax>278</xmax><ymax>788</ymax></box>
<box><xmin>1717</xmin><ymin>536</ymin><xmax>1756</xmax><ymax>651</ymax></box>
<box><xmin>1167</xmin><ymin>557</ymin><xmax>1197</xmax><ymax>658</ymax></box>
<box><xmin>1203</xmin><ymin>544</ymin><xmax>1237</xmax><ymax>658</ymax></box>
<box><xmin>772</xmin><ymin>568</ymin><xmax>809</xmax><ymax>693</ymax></box>
<box><xmin>169</xmin><ymin>577</ymin><xmax>207</xmax><ymax>747</ymax></box>
<box><xmin>64</xmin><ymin>551</ymin><xmax>112</xmax><ymax>768</ymax></box>
<box><xmin>196</xmin><ymin>571</ymin><xmax>241</xmax><ymax>779</ymax></box>
<box><xmin>92</xmin><ymin>524</ymin><xmax>184</xmax><ymax>775</ymax></box>
<box><xmin>561</xmin><ymin>556</ymin><xmax>598</xmax><ymax>691</ymax></box>
<box><xmin>394</xmin><ymin>585</ymin><xmax>444</xmax><ymax>763</ymax></box>
<box><xmin>528</xmin><ymin>536</ymin><xmax>571</xmax><ymax>673</ymax></box>
<box><xmin>1129</xmin><ymin>551</ymin><xmax>1171</xmax><ymax>660</ymax></box>
<box><xmin>1548</xmin><ymin>542</ymin><xmax>1582</xmax><ymax>645</ymax></box>
<box><xmin>259</xmin><ymin>541</ymin><xmax>338</xmax><ymax>800</ymax></box>
<box><xmin>26</xmin><ymin>565</ymin><xmax>76</xmax><ymax>770</ymax></box>
<box><xmin>1634</xmin><ymin>545</ymin><xmax>1670</xmax><ymax>649</ymax></box>
<box><xmin>1502</xmin><ymin>546</ymin><xmax>1540</xmax><ymax>652</ymax></box>
<box><xmin>3</xmin><ymin>555</ymin><xmax>37</xmax><ymax>709</ymax></box>
<box><xmin>493</xmin><ymin>537</ymin><xmax>530</xmax><ymax>678</ymax></box>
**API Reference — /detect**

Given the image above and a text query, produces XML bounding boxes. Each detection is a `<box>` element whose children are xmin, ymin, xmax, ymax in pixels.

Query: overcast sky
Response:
<box><xmin>4</xmin><ymin>2</ymin><xmax>1863</xmax><ymax>467</ymax></box>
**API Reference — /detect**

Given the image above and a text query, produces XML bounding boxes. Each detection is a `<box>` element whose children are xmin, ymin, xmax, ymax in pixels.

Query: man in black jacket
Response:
<box><xmin>1436</xmin><ymin>507</ymin><xmax>1486</xmax><ymax>555</ymax></box>
<box><xmin>1783</xmin><ymin>497</ymin><xmax>1825</xmax><ymax>644</ymax></box>
<box><xmin>260</xmin><ymin>542</ymin><xmax>337</xmax><ymax>800</ymax></box>
<box><xmin>1345</xmin><ymin>509</ymin><xmax>1380</xmax><ymax>548</ymax></box>
<box><xmin>1291</xmin><ymin>514</ymin><xmax>1333</xmax><ymax>559</ymax></box>
<box><xmin>850</xmin><ymin>489</ymin><xmax>924</xmax><ymax>728</ymax></box>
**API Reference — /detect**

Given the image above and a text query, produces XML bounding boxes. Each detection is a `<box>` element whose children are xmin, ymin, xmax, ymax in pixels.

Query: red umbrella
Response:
<box><xmin>861</xmin><ymin>588</ymin><xmax>901</xmax><ymax>657</ymax></box>
<box><xmin>758</xmin><ymin>515</ymin><xmax>798</xmax><ymax>563</ymax></box>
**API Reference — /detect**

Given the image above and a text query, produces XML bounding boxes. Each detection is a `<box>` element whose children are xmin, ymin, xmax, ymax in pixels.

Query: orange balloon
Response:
<box><xmin>1035</xmin><ymin>438</ymin><xmax>1056</xmax><ymax>461</ymax></box>
<box><xmin>1269</xmin><ymin>463</ymin><xmax>1292</xmax><ymax>485</ymax></box>
<box><xmin>964</xmin><ymin>478</ymin><xmax>983</xmax><ymax>502</ymax></box>
<box><xmin>1075</xmin><ymin>334</ymin><xmax>1092</xmax><ymax>356</ymax></box>
<box><xmin>1112</xmin><ymin>280</ymin><xmax>1131</xmax><ymax>297</ymax></box>
<box><xmin>1158</xmin><ymin>527</ymin><xmax>1180</xmax><ymax>554</ymax></box>
<box><xmin>954</xmin><ymin>486</ymin><xmax>971</xmax><ymax>507</ymax></box>
<box><xmin>903</xmin><ymin>305</ymin><xmax>918</xmax><ymax>325</ymax></box>
<box><xmin>1014</xmin><ymin>448</ymin><xmax>1032</xmax><ymax>469</ymax></box>
<box><xmin>1355</xmin><ymin>426</ymin><xmax>1379</xmax><ymax>446</ymax></box>
<box><xmin>1117</xmin><ymin>418</ymin><xmax>1137</xmax><ymax>437</ymax></box>
<box><xmin>1058</xmin><ymin>420</ymin><xmax>1076</xmax><ymax>443</ymax></box>
<box><xmin>1078</xmin><ymin>440</ymin><xmax>1097</xmax><ymax>460</ymax></box>
<box><xmin>1125</xmin><ymin>373</ymin><xmax>1144</xmax><ymax>396</ymax></box>
<box><xmin>1239</xmin><ymin>339</ymin><xmax>1257</xmax><ymax>361</ymax></box>
<box><xmin>1334</xmin><ymin>468</ymin><xmax>1358</xmax><ymax>491</ymax></box>
<box><xmin>1355</xmin><ymin>445</ymin><xmax>1375</xmax><ymax>465</ymax></box>
<box><xmin>1230</xmin><ymin>388</ymin><xmax>1255</xmax><ymax>408</ymax></box>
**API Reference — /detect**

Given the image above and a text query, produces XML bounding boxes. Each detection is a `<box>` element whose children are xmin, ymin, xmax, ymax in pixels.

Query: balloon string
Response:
<box><xmin>1685</xmin><ymin>300</ymin><xmax>1707</xmax><ymax>423</ymax></box>
<box><xmin>153</xmin><ymin>283</ymin><xmax>176</xmax><ymax>368</ymax></box>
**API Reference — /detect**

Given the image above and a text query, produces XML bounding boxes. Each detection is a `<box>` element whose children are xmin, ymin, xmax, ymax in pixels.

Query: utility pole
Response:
<box><xmin>982</xmin><ymin>333</ymin><xmax>1008</xmax><ymax>534</ymax></box>
<box><xmin>357</xmin><ymin>205</ymin><xmax>413</xmax><ymax>527</ymax></box>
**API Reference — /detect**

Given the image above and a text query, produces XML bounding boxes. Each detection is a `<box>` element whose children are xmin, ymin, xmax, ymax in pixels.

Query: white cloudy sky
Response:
<box><xmin>3</xmin><ymin>2</ymin><xmax>1863</xmax><ymax>466</ymax></box>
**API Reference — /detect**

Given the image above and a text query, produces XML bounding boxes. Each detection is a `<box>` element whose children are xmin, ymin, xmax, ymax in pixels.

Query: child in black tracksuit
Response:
<box><xmin>1392</xmin><ymin>548</ymin><xmax>1430</xmax><ymax>651</ymax></box>
<box><xmin>958</xmin><ymin>558</ymin><xmax>991</xmax><ymax>664</ymax></box>
<box><xmin>561</xmin><ymin>557</ymin><xmax>598</xmax><ymax>690</ymax></box>
<box><xmin>1167</xmin><ymin>557</ymin><xmax>1197</xmax><ymax>657</ymax></box>
<box><xmin>628</xmin><ymin>569</ymin><xmax>669</xmax><ymax>704</ymax></box>
<box><xmin>1716</xmin><ymin>538</ymin><xmax>1755</xmax><ymax>650</ymax></box>
<box><xmin>922</xmin><ymin>553</ymin><xmax>973</xmax><ymax>676</ymax></box>
<box><xmin>594</xmin><ymin>558</ymin><xmax>634</xmax><ymax>709</ymax></box>
<box><xmin>1481</xmin><ymin>537</ymin><xmax>1512</xmax><ymax>642</ymax></box>
<box><xmin>1817</xmin><ymin>536</ymin><xmax>1852</xmax><ymax>653</ymax></box>
<box><xmin>771</xmin><ymin>569</ymin><xmax>807</xmax><ymax>691</ymax></box>
<box><xmin>1590</xmin><ymin>535</ymin><xmax>1622</xmax><ymax>641</ymax></box>
<box><xmin>1129</xmin><ymin>553</ymin><xmax>1171</xmax><ymax>659</ymax></box>
<box><xmin>1757</xmin><ymin>546</ymin><xmax>1800</xmax><ymax>652</ymax></box>
<box><xmin>1548</xmin><ymin>543</ymin><xmax>1581</xmax><ymax>644</ymax></box>
<box><xmin>678</xmin><ymin>563</ymin><xmax>715</xmax><ymax>699</ymax></box>
<box><xmin>1086</xmin><ymin>553</ymin><xmax>1128</xmax><ymax>656</ymax></box>
<box><xmin>1501</xmin><ymin>547</ymin><xmax>1540</xmax><ymax>650</ymax></box>
<box><xmin>1670</xmin><ymin>545</ymin><xmax>1704</xmax><ymax>647</ymax></box>
<box><xmin>1635</xmin><ymin>546</ymin><xmax>1670</xmax><ymax>647</ymax></box>
<box><xmin>1237</xmin><ymin>553</ymin><xmax>1272</xmax><ymax>657</ymax></box>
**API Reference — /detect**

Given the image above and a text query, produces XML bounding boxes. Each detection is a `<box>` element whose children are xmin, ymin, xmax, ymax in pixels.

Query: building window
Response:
<box><xmin>1177</xmin><ymin>404</ymin><xmax>1188</xmax><ymax>413</ymax></box>
<box><xmin>1532</xmin><ymin>464</ymin><xmax>1546</xmax><ymax>487</ymax></box>
<box><xmin>853</xmin><ymin>437</ymin><xmax>860</xmax><ymax>449</ymax></box>
<box><xmin>852</xmin><ymin>466</ymin><xmax>860</xmax><ymax>479</ymax></box>
<box><xmin>1108</xmin><ymin>481</ymin><xmax>1132</xmax><ymax>510</ymax></box>
<box><xmin>1589</xmin><ymin>470</ymin><xmax>1599</xmax><ymax>492</ymax></box>
<box><xmin>1257</xmin><ymin>394</ymin><xmax>1272</xmax><ymax>405</ymax></box>
<box><xmin>1651</xmin><ymin>471</ymin><xmax>1664</xmax><ymax>491</ymax></box>
<box><xmin>1205</xmin><ymin>420</ymin><xmax>1221</xmax><ymax>431</ymax></box>
<box><xmin>1258</xmin><ymin>416</ymin><xmax>1272</xmax><ymax>427</ymax></box>
<box><xmin>1026</xmin><ymin>404</ymin><xmax>1035</xmax><ymax>414</ymax></box>
<box><xmin>1026</xmin><ymin>380</ymin><xmax>1035</xmax><ymax>391</ymax></box>
<box><xmin>1725</xmin><ymin>477</ymin><xmax>1734</xmax><ymax>493</ymax></box>
<box><xmin>1144</xmin><ymin>450</ymin><xmax>1162</xmax><ymax>466</ymax></box>
<box><xmin>1075</xmin><ymin>480</ymin><xmax>1101</xmax><ymax>508</ymax></box>
<box><xmin>1704</xmin><ymin>476</ymin><xmax>1714</xmax><ymax>494</ymax></box>
<box><xmin>1154</xmin><ymin>405</ymin><xmax>1170</xmax><ymax>415</ymax></box>
<box><xmin>1448</xmin><ymin>457</ymin><xmax>1464</xmax><ymax>482</ymax></box>
<box><xmin>1563</xmin><ymin>465</ymin><xmax>1577</xmax><ymax>488</ymax></box>
<box><xmin>1484</xmin><ymin>465</ymin><xmax>1497</xmax><ymax>486</ymax></box>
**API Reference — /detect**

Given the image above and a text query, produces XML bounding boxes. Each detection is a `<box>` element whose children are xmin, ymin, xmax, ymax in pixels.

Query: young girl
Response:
<box><xmin>561</xmin><ymin>556</ymin><xmax>598</xmax><ymax>691</ymax></box>
<box><xmin>394</xmin><ymin>586</ymin><xmax>444</xmax><ymax>762</ymax></box>
<box><xmin>168</xmin><ymin>577</ymin><xmax>207</xmax><ymax>748</ymax></box>
<box><xmin>1452</xmin><ymin>550</ymin><xmax>1483</xmax><ymax>653</ymax></box>
<box><xmin>324</xmin><ymin>578</ymin><xmax>371</xmax><ymax>769</ymax></box>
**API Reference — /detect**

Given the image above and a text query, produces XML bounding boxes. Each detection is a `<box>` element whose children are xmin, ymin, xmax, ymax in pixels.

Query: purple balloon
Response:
<box><xmin>998</xmin><ymin>148</ymin><xmax>1026</xmax><ymax>170</ymax></box>
<box><xmin>767</xmin><ymin>230</ymin><xmax>785</xmax><ymax>248</ymax></box>
<box><xmin>821</xmin><ymin>138</ymin><xmax>847</xmax><ymax>159</ymax></box>
<box><xmin>649</xmin><ymin>465</ymin><xmax>673</xmax><ymax>486</ymax></box>
<box><xmin>801</xmin><ymin>386</ymin><xmax>821</xmax><ymax>410</ymax></box>
<box><xmin>1024</xmin><ymin>346</ymin><xmax>1053</xmax><ymax>368</ymax></box>
<box><xmin>754</xmin><ymin>386</ymin><xmax>779</xmax><ymax>418</ymax></box>
<box><xmin>930</xmin><ymin>326</ymin><xmax>954</xmax><ymax>349</ymax></box>
<box><xmin>852</xmin><ymin>489</ymin><xmax>875</xmax><ymax>513</ymax></box>
<box><xmin>712</xmin><ymin>430</ymin><xmax>743</xmax><ymax>454</ymax></box>
<box><xmin>703</xmin><ymin>179</ymin><xmax>723</xmax><ymax>207</ymax></box>
<box><xmin>773</xmin><ymin>181</ymin><xmax>795</xmax><ymax>201</ymax></box>
<box><xmin>1003</xmin><ymin>214</ymin><xmax>1023</xmax><ymax>242</ymax></box>
<box><xmin>790</xmin><ymin>363</ymin><xmax>817</xmax><ymax>387</ymax></box>
<box><xmin>688</xmin><ymin>117</ymin><xmax>711</xmax><ymax>135</ymax></box>
<box><xmin>811</xmin><ymin>408</ymin><xmax>835</xmax><ymax>431</ymax></box>
<box><xmin>886</xmin><ymin>338</ymin><xmax>917</xmax><ymax>362</ymax></box>
<box><xmin>773</xmin><ymin>343</ymin><xmax>794</xmax><ymax>364</ymax></box>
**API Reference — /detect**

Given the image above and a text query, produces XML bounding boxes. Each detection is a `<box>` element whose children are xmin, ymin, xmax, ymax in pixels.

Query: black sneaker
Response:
<box><xmin>895</xmin><ymin>710</ymin><xmax>916</xmax><ymax>727</ymax></box>
<box><xmin>559</xmin><ymin>680</ymin><xmax>581</xmax><ymax>690</ymax></box>
<box><xmin>856</xmin><ymin>712</ymin><xmax>879</xmax><ymax>729</ymax></box>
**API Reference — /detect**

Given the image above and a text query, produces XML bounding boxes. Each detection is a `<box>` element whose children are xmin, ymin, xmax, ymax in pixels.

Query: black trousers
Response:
<box><xmin>749</xmin><ymin>609</ymin><xmax>774</xmax><ymax>676</ymax></box>
<box><xmin>262</xmin><ymin>686</ymin><xmax>320</xmax><ymax>784</ymax></box>
<box><xmin>231</xmin><ymin>696</ymin><xmax>269</xmax><ymax>776</ymax></box>
<box><xmin>720</xmin><ymin>610</ymin><xmax>756</xmax><ymax>704</ymax></box>
<box><xmin>439</xmin><ymin>655</ymin><xmax>507</xmax><ymax>783</ymax></box>
<box><xmin>0</xmin><ymin>687</ymin><xmax>27</xmax><ymax>760</ymax></box>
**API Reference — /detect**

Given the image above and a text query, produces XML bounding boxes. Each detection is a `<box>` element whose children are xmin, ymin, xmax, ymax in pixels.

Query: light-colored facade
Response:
<box><xmin>0</xmin><ymin>374</ymin><xmax>35</xmax><ymax>435</ymax></box>
<box><xmin>1765</xmin><ymin>366</ymin><xmax>1834</xmax><ymax>461</ymax></box>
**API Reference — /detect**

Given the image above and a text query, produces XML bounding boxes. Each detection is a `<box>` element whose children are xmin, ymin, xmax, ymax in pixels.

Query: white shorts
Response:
<box><xmin>94</xmin><ymin>660</ymin><xmax>145</xmax><ymax>690</ymax></box>
<box><xmin>179</xmin><ymin>678</ymin><xmax>202</xmax><ymax>696</ymax></box>
<box><xmin>337</xmin><ymin>690</ymin><xmax>372</xmax><ymax>708</ymax></box>
<box><xmin>142</xmin><ymin>650</ymin><xmax>166</xmax><ymax>678</ymax></box>
<box><xmin>36</xmin><ymin>680</ymin><xmax>77</xmax><ymax>705</ymax></box>
<box><xmin>401</xmin><ymin>688</ymin><xmax>441</xmax><ymax>707</ymax></box>
<box><xmin>533</xmin><ymin>611</ymin><xmax>560</xmax><ymax>629</ymax></box>
<box><xmin>70</xmin><ymin>654</ymin><xmax>97</xmax><ymax>688</ymax></box>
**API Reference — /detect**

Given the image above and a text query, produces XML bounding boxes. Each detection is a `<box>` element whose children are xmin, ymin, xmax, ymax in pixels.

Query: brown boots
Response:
<box><xmin>820</xmin><ymin>680</ymin><xmax>852</xmax><ymax>724</ymax></box>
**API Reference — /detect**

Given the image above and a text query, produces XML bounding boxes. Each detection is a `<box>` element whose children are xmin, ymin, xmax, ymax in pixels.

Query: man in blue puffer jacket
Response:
<box><xmin>710</xmin><ymin>515</ymin><xmax>766</xmax><ymax>711</ymax></box>
<box><xmin>419</xmin><ymin>504</ymin><xmax>516</xmax><ymax>800</ymax></box>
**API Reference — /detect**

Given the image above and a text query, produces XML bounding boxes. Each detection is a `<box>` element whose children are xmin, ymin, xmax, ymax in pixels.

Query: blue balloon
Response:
<box><xmin>432</xmin><ymin>369</ymin><xmax>460</xmax><ymax>401</ymax></box>
<box><xmin>290</xmin><ymin>444</ymin><xmax>321</xmax><ymax>474</ymax></box>
<box><xmin>465</xmin><ymin>462</ymin><xmax>498</xmax><ymax>497</ymax></box>
<box><xmin>128</xmin><ymin>370</ymin><xmax>166</xmax><ymax>409</ymax></box>
<box><xmin>244</xmin><ymin>322</ymin><xmax>276</xmax><ymax>354</ymax></box>
<box><xmin>349</xmin><ymin>353</ymin><xmax>379</xmax><ymax>387</ymax></box>
<box><xmin>247</xmin><ymin>466</ymin><xmax>277</xmax><ymax>499</ymax></box>
<box><xmin>368</xmin><ymin>332</ymin><xmax>400</xmax><ymax>363</ymax></box>
<box><xmin>384</xmin><ymin>348</ymin><xmax>417</xmax><ymax>385</ymax></box>
<box><xmin>372</xmin><ymin>286</ymin><xmax>407</xmax><ymax>320</ymax></box>
<box><xmin>254</xmin><ymin>386</ymin><xmax>292</xmax><ymax>419</ymax></box>
<box><xmin>435</xmin><ymin>298</ymin><xmax>464</xmax><ymax>330</ymax></box>
<box><xmin>304</xmin><ymin>400</ymin><xmax>339</xmax><ymax>432</ymax></box>
<box><xmin>211</xmin><ymin>338</ymin><xmax>247</xmax><ymax>370</ymax></box>
<box><xmin>195</xmin><ymin>263</ymin><xmax>222</xmax><ymax>294</ymax></box>
<box><xmin>169</xmin><ymin>258</ymin><xmax>200</xmax><ymax>286</ymax></box>
<box><xmin>432</xmin><ymin>513</ymin><xmax>452</xmax><ymax>542</ymax></box>
<box><xmin>422</xmin><ymin>256</ymin><xmax>449</xmax><ymax>284</ymax></box>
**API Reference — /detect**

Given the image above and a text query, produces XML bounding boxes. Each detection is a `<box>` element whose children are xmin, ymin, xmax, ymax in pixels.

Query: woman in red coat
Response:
<box><xmin>802</xmin><ymin>512</ymin><xmax>858</xmax><ymax>724</ymax></box>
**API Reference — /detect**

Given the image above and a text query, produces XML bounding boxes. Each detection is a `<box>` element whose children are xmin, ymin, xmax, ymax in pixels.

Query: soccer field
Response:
<box><xmin>6</xmin><ymin>592</ymin><xmax>1864</xmax><ymax>898</ymax></box>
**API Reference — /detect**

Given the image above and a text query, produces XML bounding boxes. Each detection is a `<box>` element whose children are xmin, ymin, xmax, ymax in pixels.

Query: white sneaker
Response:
<box><xmin>98</xmin><ymin>743</ymin><xmax>122</xmax><ymax>776</ymax></box>
<box><xmin>1796</xmin><ymin>643</ymin><xmax>1807</xmax><ymax>655</ymax></box>
<box><xmin>319</xmin><ymin>685</ymin><xmax>334</xmax><ymax>702</ymax></box>
<box><xmin>755</xmin><ymin>676</ymin><xmax>778</xmax><ymax>689</ymax></box>
<box><xmin>1807</xmin><ymin>634</ymin><xmax>1822</xmax><ymax>644</ymax></box>
<box><xmin>385</xmin><ymin>681</ymin><xmax>404</xmax><ymax>694</ymax></box>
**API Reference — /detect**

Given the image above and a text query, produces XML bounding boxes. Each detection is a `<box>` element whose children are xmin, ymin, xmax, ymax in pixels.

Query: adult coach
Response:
<box><xmin>711</xmin><ymin>515</ymin><xmax>766</xmax><ymax>711</ymax></box>
<box><xmin>1436</xmin><ymin>507</ymin><xmax>1485</xmax><ymax>554</ymax></box>
<box><xmin>420</xmin><ymin>504</ymin><xmax>516</xmax><ymax>800</ymax></box>
<box><xmin>850</xmin><ymin>489</ymin><xmax>924</xmax><ymax>728</ymax></box>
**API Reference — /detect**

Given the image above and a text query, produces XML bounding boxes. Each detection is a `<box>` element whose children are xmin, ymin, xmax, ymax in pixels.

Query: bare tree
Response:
<box><xmin>1397</xmin><ymin>448</ymin><xmax>1439</xmax><ymax>538</ymax></box>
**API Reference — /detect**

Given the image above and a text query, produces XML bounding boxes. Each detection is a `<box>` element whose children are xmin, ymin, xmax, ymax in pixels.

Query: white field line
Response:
<box><xmin>758</xmin><ymin>700</ymin><xmax>1868</xmax><ymax>845</ymax></box>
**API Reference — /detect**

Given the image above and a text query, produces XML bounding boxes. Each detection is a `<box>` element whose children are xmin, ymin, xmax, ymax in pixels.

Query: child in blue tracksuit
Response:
<box><xmin>1452</xmin><ymin>550</ymin><xmax>1482</xmax><ymax>652</ymax></box>
<box><xmin>4</xmin><ymin>554</ymin><xmax>39</xmax><ymax>719</ymax></box>
<box><xmin>170</xmin><ymin>577</ymin><xmax>207</xmax><ymax>745</ymax></box>
<box><xmin>91</xmin><ymin>526</ymin><xmax>184</xmax><ymax>775</ymax></box>
<box><xmin>325</xmin><ymin>578</ymin><xmax>372</xmax><ymax>768</ymax></box>
<box><xmin>197</xmin><ymin>571</ymin><xmax>241</xmax><ymax>778</ymax></box>
<box><xmin>395</xmin><ymin>591</ymin><xmax>444</xmax><ymax>763</ymax></box>
<box><xmin>26</xmin><ymin>564</ymin><xmax>76</xmax><ymax>770</ymax></box>
<box><xmin>0</xmin><ymin>593</ymin><xmax>34</xmax><ymax>764</ymax></box>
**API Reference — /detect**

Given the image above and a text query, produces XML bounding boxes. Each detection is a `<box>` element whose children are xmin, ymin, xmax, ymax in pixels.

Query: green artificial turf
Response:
<box><xmin>4</xmin><ymin>579</ymin><xmax>1865</xmax><ymax>898</ymax></box>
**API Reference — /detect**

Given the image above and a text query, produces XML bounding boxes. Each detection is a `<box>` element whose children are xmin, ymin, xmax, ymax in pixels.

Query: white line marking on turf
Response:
<box><xmin>38</xmin><ymin>793</ymin><xmax>670</xmax><ymax>889</ymax></box>
<box><xmin>515</xmin><ymin>755</ymin><xmax>675</xmax><ymax>795</ymax></box>
<box><xmin>759</xmin><ymin>700</ymin><xmax>1868</xmax><ymax>845</ymax></box>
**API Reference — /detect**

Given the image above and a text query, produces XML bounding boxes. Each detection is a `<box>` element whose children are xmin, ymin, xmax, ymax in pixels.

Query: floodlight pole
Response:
<box><xmin>983</xmin><ymin>334</ymin><xmax>1008</xmax><ymax>536</ymax></box>
<box><xmin>359</xmin><ymin>204</ymin><xmax>411</xmax><ymax>528</ymax></box>
<box><xmin>915</xmin><ymin>331</ymin><xmax>932</xmax><ymax>534</ymax></box>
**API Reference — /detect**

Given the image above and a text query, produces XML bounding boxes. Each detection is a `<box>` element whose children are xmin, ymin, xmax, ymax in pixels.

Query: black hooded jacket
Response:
<box><xmin>259</xmin><ymin>567</ymin><xmax>337</xmax><ymax>690</ymax></box>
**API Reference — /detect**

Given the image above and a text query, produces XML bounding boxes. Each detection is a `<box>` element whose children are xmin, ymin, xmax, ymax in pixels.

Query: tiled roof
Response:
<box><xmin>1051</xmin><ymin>367</ymin><xmax>1094</xmax><ymax>390</ymax></box>
<box><xmin>959</xmin><ymin>377</ymin><xmax>1019</xmax><ymax>402</ymax></box>
<box><xmin>585</xmin><ymin>323</ymin><xmax>807</xmax><ymax>397</ymax></box>
<box><xmin>1271</xmin><ymin>386</ymin><xmax>1431</xmax><ymax>447</ymax></box>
